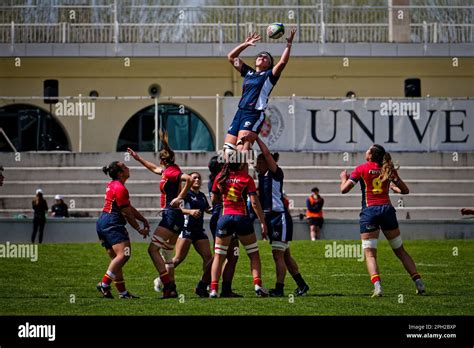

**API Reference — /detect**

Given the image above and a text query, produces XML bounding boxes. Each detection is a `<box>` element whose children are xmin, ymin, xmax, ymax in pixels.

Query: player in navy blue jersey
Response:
<box><xmin>207</xmin><ymin>156</ymin><xmax>242</xmax><ymax>297</ymax></box>
<box><xmin>170</xmin><ymin>172</ymin><xmax>213</xmax><ymax>297</ymax></box>
<box><xmin>254</xmin><ymin>137</ymin><xmax>309</xmax><ymax>297</ymax></box>
<box><xmin>223</xmin><ymin>28</ymin><xmax>297</xmax><ymax>155</ymax></box>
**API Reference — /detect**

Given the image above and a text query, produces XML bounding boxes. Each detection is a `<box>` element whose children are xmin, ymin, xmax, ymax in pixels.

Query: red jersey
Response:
<box><xmin>212</xmin><ymin>169</ymin><xmax>257</xmax><ymax>215</ymax></box>
<box><xmin>160</xmin><ymin>165</ymin><xmax>182</xmax><ymax>208</ymax></box>
<box><xmin>349</xmin><ymin>161</ymin><xmax>395</xmax><ymax>208</ymax></box>
<box><xmin>102</xmin><ymin>180</ymin><xmax>131</xmax><ymax>216</ymax></box>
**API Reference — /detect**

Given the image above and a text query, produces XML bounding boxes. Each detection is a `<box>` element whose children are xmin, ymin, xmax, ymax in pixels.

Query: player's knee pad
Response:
<box><xmin>160</xmin><ymin>248</ymin><xmax>174</xmax><ymax>268</ymax></box>
<box><xmin>245</xmin><ymin>242</ymin><xmax>259</xmax><ymax>255</ymax></box>
<box><xmin>271</xmin><ymin>241</ymin><xmax>289</xmax><ymax>251</ymax></box>
<box><xmin>151</xmin><ymin>234</ymin><xmax>173</xmax><ymax>251</ymax></box>
<box><xmin>388</xmin><ymin>235</ymin><xmax>403</xmax><ymax>250</ymax></box>
<box><xmin>214</xmin><ymin>244</ymin><xmax>228</xmax><ymax>255</ymax></box>
<box><xmin>362</xmin><ymin>238</ymin><xmax>378</xmax><ymax>250</ymax></box>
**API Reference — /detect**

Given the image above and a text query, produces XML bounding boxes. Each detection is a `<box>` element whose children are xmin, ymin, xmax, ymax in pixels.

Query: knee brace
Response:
<box><xmin>388</xmin><ymin>235</ymin><xmax>403</xmax><ymax>250</ymax></box>
<box><xmin>214</xmin><ymin>244</ymin><xmax>229</xmax><ymax>255</ymax></box>
<box><xmin>151</xmin><ymin>234</ymin><xmax>174</xmax><ymax>251</ymax></box>
<box><xmin>362</xmin><ymin>238</ymin><xmax>378</xmax><ymax>249</ymax></box>
<box><xmin>223</xmin><ymin>143</ymin><xmax>237</xmax><ymax>161</ymax></box>
<box><xmin>271</xmin><ymin>241</ymin><xmax>289</xmax><ymax>251</ymax></box>
<box><xmin>160</xmin><ymin>249</ymin><xmax>174</xmax><ymax>268</ymax></box>
<box><xmin>245</xmin><ymin>242</ymin><xmax>259</xmax><ymax>255</ymax></box>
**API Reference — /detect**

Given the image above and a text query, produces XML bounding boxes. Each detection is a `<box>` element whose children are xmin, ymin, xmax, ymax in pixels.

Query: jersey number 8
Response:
<box><xmin>372</xmin><ymin>177</ymin><xmax>383</xmax><ymax>194</ymax></box>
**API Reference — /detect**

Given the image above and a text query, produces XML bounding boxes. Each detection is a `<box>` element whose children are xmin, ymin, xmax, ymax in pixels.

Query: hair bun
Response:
<box><xmin>102</xmin><ymin>165</ymin><xmax>109</xmax><ymax>175</ymax></box>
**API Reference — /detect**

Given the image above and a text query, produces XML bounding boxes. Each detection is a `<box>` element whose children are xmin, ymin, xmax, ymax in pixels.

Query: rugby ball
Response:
<box><xmin>267</xmin><ymin>23</ymin><xmax>285</xmax><ymax>39</ymax></box>
<box><xmin>153</xmin><ymin>277</ymin><xmax>163</xmax><ymax>292</ymax></box>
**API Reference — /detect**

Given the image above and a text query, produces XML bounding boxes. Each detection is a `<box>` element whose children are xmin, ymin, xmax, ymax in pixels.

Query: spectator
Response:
<box><xmin>461</xmin><ymin>208</ymin><xmax>474</xmax><ymax>216</ymax></box>
<box><xmin>32</xmin><ymin>189</ymin><xmax>48</xmax><ymax>244</ymax></box>
<box><xmin>0</xmin><ymin>166</ymin><xmax>4</xmax><ymax>186</ymax></box>
<box><xmin>306</xmin><ymin>187</ymin><xmax>324</xmax><ymax>241</ymax></box>
<box><xmin>51</xmin><ymin>194</ymin><xmax>69</xmax><ymax>218</ymax></box>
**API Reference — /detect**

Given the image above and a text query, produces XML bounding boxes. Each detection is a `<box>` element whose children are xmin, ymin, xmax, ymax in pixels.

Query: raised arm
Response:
<box><xmin>170</xmin><ymin>173</ymin><xmax>192</xmax><ymax>208</ymax></box>
<box><xmin>227</xmin><ymin>32</ymin><xmax>261</xmax><ymax>73</ymax></box>
<box><xmin>272</xmin><ymin>27</ymin><xmax>296</xmax><ymax>78</ymax></box>
<box><xmin>127</xmin><ymin>148</ymin><xmax>162</xmax><ymax>175</ymax></box>
<box><xmin>391</xmin><ymin>171</ymin><xmax>409</xmax><ymax>195</ymax></box>
<box><xmin>255</xmin><ymin>137</ymin><xmax>277</xmax><ymax>173</ymax></box>
<box><xmin>340</xmin><ymin>170</ymin><xmax>355</xmax><ymax>194</ymax></box>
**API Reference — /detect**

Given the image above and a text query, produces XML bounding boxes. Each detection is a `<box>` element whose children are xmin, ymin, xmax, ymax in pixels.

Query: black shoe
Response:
<box><xmin>162</xmin><ymin>283</ymin><xmax>178</xmax><ymax>299</ymax></box>
<box><xmin>220</xmin><ymin>291</ymin><xmax>243</xmax><ymax>298</ymax></box>
<box><xmin>96</xmin><ymin>282</ymin><xmax>113</xmax><ymax>299</ymax></box>
<box><xmin>194</xmin><ymin>287</ymin><xmax>209</xmax><ymax>298</ymax></box>
<box><xmin>119</xmin><ymin>291</ymin><xmax>140</xmax><ymax>299</ymax></box>
<box><xmin>269</xmin><ymin>289</ymin><xmax>284</xmax><ymax>297</ymax></box>
<box><xmin>294</xmin><ymin>284</ymin><xmax>309</xmax><ymax>296</ymax></box>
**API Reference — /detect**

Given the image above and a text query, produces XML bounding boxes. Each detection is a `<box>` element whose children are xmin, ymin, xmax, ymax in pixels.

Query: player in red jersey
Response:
<box><xmin>96</xmin><ymin>161</ymin><xmax>150</xmax><ymax>299</ymax></box>
<box><xmin>127</xmin><ymin>131</ymin><xmax>192</xmax><ymax>299</ymax></box>
<box><xmin>209</xmin><ymin>161</ymin><xmax>269</xmax><ymax>298</ymax></box>
<box><xmin>340</xmin><ymin>144</ymin><xmax>425</xmax><ymax>297</ymax></box>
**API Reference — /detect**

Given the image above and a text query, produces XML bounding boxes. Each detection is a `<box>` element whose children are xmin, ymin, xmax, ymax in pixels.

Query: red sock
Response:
<box><xmin>160</xmin><ymin>270</ymin><xmax>171</xmax><ymax>286</ymax></box>
<box><xmin>410</xmin><ymin>273</ymin><xmax>421</xmax><ymax>281</ymax></box>
<box><xmin>114</xmin><ymin>279</ymin><xmax>126</xmax><ymax>293</ymax></box>
<box><xmin>210</xmin><ymin>281</ymin><xmax>219</xmax><ymax>292</ymax></box>
<box><xmin>253</xmin><ymin>277</ymin><xmax>262</xmax><ymax>287</ymax></box>
<box><xmin>101</xmin><ymin>272</ymin><xmax>114</xmax><ymax>286</ymax></box>
<box><xmin>371</xmin><ymin>274</ymin><xmax>381</xmax><ymax>284</ymax></box>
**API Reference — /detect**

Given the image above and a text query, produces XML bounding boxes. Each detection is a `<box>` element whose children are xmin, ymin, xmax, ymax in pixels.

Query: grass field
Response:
<box><xmin>0</xmin><ymin>240</ymin><xmax>473</xmax><ymax>316</ymax></box>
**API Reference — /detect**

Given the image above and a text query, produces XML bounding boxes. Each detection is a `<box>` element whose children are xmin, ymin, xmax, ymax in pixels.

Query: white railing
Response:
<box><xmin>1</xmin><ymin>21</ymin><xmax>473</xmax><ymax>44</ymax></box>
<box><xmin>0</xmin><ymin>3</ymin><xmax>472</xmax><ymax>44</ymax></box>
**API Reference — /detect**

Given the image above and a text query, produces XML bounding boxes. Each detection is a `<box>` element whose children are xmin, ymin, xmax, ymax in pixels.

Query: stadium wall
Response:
<box><xmin>1</xmin><ymin>57</ymin><xmax>473</xmax><ymax>152</ymax></box>
<box><xmin>0</xmin><ymin>218</ymin><xmax>472</xmax><ymax>244</ymax></box>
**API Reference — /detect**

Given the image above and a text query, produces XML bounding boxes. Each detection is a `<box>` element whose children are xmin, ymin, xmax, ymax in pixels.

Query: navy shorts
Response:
<box><xmin>96</xmin><ymin>213</ymin><xmax>130</xmax><ymax>249</ymax></box>
<box><xmin>359</xmin><ymin>204</ymin><xmax>399</xmax><ymax>233</ymax></box>
<box><xmin>216</xmin><ymin>214</ymin><xmax>254</xmax><ymax>238</ymax></box>
<box><xmin>209</xmin><ymin>207</ymin><xmax>221</xmax><ymax>239</ymax></box>
<box><xmin>180</xmin><ymin>229</ymin><xmax>209</xmax><ymax>242</ymax></box>
<box><xmin>307</xmin><ymin>217</ymin><xmax>324</xmax><ymax>228</ymax></box>
<box><xmin>159</xmin><ymin>208</ymin><xmax>184</xmax><ymax>234</ymax></box>
<box><xmin>265</xmin><ymin>211</ymin><xmax>293</xmax><ymax>243</ymax></box>
<box><xmin>227</xmin><ymin>109</ymin><xmax>265</xmax><ymax>136</ymax></box>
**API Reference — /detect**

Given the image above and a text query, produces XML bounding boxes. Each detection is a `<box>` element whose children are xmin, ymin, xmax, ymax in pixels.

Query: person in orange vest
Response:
<box><xmin>306</xmin><ymin>187</ymin><xmax>324</xmax><ymax>241</ymax></box>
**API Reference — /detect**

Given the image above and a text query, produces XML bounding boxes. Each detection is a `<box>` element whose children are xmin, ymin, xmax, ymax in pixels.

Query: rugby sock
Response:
<box><xmin>210</xmin><ymin>281</ymin><xmax>219</xmax><ymax>293</ymax></box>
<box><xmin>371</xmin><ymin>274</ymin><xmax>381</xmax><ymax>285</ymax></box>
<box><xmin>253</xmin><ymin>277</ymin><xmax>262</xmax><ymax>287</ymax></box>
<box><xmin>410</xmin><ymin>272</ymin><xmax>421</xmax><ymax>282</ymax></box>
<box><xmin>292</xmin><ymin>273</ymin><xmax>307</xmax><ymax>288</ymax></box>
<box><xmin>276</xmin><ymin>282</ymin><xmax>284</xmax><ymax>292</ymax></box>
<box><xmin>114</xmin><ymin>279</ymin><xmax>127</xmax><ymax>294</ymax></box>
<box><xmin>101</xmin><ymin>270</ymin><xmax>115</xmax><ymax>287</ymax></box>
<box><xmin>159</xmin><ymin>270</ymin><xmax>171</xmax><ymax>286</ymax></box>
<box><xmin>222</xmin><ymin>281</ymin><xmax>232</xmax><ymax>294</ymax></box>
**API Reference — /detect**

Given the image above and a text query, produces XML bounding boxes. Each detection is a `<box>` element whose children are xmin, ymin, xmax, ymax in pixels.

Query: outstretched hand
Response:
<box><xmin>127</xmin><ymin>147</ymin><xmax>140</xmax><ymax>161</ymax></box>
<box><xmin>244</xmin><ymin>32</ymin><xmax>261</xmax><ymax>47</ymax></box>
<box><xmin>286</xmin><ymin>27</ymin><xmax>297</xmax><ymax>44</ymax></box>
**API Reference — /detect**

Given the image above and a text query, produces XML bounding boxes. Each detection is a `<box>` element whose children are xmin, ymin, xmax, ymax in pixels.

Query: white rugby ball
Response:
<box><xmin>153</xmin><ymin>277</ymin><xmax>163</xmax><ymax>292</ymax></box>
<box><xmin>267</xmin><ymin>23</ymin><xmax>285</xmax><ymax>39</ymax></box>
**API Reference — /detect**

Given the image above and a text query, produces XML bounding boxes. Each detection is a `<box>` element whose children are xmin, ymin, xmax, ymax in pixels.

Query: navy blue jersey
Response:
<box><xmin>183</xmin><ymin>190</ymin><xmax>210</xmax><ymax>232</ymax></box>
<box><xmin>258</xmin><ymin>166</ymin><xmax>285</xmax><ymax>213</ymax></box>
<box><xmin>238</xmin><ymin>64</ymin><xmax>279</xmax><ymax>111</ymax></box>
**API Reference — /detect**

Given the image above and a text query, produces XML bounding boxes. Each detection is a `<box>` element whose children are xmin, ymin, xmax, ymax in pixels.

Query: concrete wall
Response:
<box><xmin>1</xmin><ymin>56</ymin><xmax>473</xmax><ymax>152</ymax></box>
<box><xmin>1</xmin><ymin>218</ymin><xmax>472</xmax><ymax>244</ymax></box>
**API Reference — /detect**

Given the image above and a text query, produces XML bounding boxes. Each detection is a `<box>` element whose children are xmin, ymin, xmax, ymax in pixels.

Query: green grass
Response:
<box><xmin>0</xmin><ymin>240</ymin><xmax>473</xmax><ymax>316</ymax></box>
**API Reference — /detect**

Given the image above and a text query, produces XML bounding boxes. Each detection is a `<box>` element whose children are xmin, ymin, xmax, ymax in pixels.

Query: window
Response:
<box><xmin>0</xmin><ymin>104</ymin><xmax>71</xmax><ymax>152</ymax></box>
<box><xmin>117</xmin><ymin>103</ymin><xmax>214</xmax><ymax>151</ymax></box>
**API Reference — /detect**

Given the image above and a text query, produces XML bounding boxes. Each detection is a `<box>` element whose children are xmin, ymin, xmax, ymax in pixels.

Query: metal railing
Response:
<box><xmin>0</xmin><ymin>2</ymin><xmax>472</xmax><ymax>44</ymax></box>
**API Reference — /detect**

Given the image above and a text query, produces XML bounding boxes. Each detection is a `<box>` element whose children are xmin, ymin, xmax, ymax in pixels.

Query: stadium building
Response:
<box><xmin>0</xmin><ymin>0</ymin><xmax>473</xmax><ymax>241</ymax></box>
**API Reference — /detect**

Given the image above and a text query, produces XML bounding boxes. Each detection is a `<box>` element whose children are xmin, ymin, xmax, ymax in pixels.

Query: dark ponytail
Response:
<box><xmin>103</xmin><ymin>161</ymin><xmax>123</xmax><ymax>180</ymax></box>
<box><xmin>159</xmin><ymin>130</ymin><xmax>175</xmax><ymax>165</ymax></box>
<box><xmin>217</xmin><ymin>162</ymin><xmax>241</xmax><ymax>191</ymax></box>
<box><xmin>370</xmin><ymin>144</ymin><xmax>399</xmax><ymax>182</ymax></box>
<box><xmin>208</xmin><ymin>155</ymin><xmax>223</xmax><ymax>184</ymax></box>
